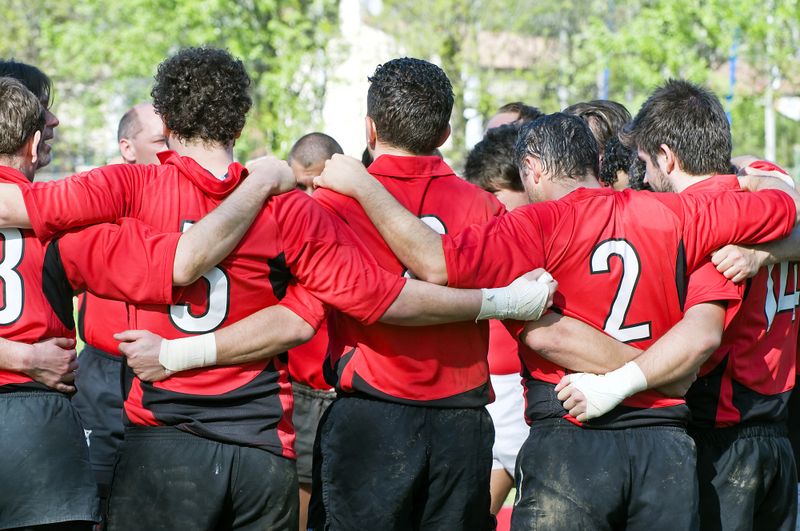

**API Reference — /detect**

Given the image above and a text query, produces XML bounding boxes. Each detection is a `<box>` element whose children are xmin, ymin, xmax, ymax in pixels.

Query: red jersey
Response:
<box><xmin>443</xmin><ymin>186</ymin><xmax>795</xmax><ymax>428</ymax></box>
<box><xmin>314</xmin><ymin>154</ymin><xmax>505</xmax><ymax>406</ymax></box>
<box><xmin>685</xmin><ymin>173</ymin><xmax>799</xmax><ymax>427</ymax></box>
<box><xmin>488</xmin><ymin>320</ymin><xmax>521</xmax><ymax>375</ymax></box>
<box><xmin>21</xmin><ymin>152</ymin><xmax>405</xmax><ymax>457</ymax></box>
<box><xmin>0</xmin><ymin>167</ymin><xmax>180</xmax><ymax>390</ymax></box>
<box><xmin>288</xmin><ymin>320</ymin><xmax>331</xmax><ymax>390</ymax></box>
<box><xmin>77</xmin><ymin>295</ymin><xmax>128</xmax><ymax>355</ymax></box>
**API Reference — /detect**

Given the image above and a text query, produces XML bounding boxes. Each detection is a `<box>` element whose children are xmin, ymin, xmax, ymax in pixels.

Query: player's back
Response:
<box><xmin>314</xmin><ymin>154</ymin><xmax>504</xmax><ymax>407</ymax></box>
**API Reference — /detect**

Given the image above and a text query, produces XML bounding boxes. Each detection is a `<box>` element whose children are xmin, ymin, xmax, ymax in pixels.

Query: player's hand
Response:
<box><xmin>555</xmin><ymin>362</ymin><xmax>647</xmax><ymax>421</ymax></box>
<box><xmin>22</xmin><ymin>337</ymin><xmax>78</xmax><ymax>394</ymax></box>
<box><xmin>245</xmin><ymin>156</ymin><xmax>296</xmax><ymax>197</ymax></box>
<box><xmin>314</xmin><ymin>154</ymin><xmax>378</xmax><ymax>198</ymax></box>
<box><xmin>711</xmin><ymin>245</ymin><xmax>764</xmax><ymax>283</ymax></box>
<box><xmin>115</xmin><ymin>330</ymin><xmax>172</xmax><ymax>382</ymax></box>
<box><xmin>555</xmin><ymin>374</ymin><xmax>591</xmax><ymax>421</ymax></box>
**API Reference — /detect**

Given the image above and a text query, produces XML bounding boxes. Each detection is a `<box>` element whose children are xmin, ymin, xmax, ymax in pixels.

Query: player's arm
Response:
<box><xmin>556</xmin><ymin>302</ymin><xmax>725</xmax><ymax>421</ymax></box>
<box><xmin>172</xmin><ymin>156</ymin><xmax>296</xmax><ymax>284</ymax></box>
<box><xmin>0</xmin><ymin>184</ymin><xmax>30</xmax><ymax>228</ymax></box>
<box><xmin>0</xmin><ymin>336</ymin><xmax>78</xmax><ymax>393</ymax></box>
<box><xmin>736</xmin><ymin>174</ymin><xmax>800</xmax><ymax>224</ymax></box>
<box><xmin>314</xmin><ymin>154</ymin><xmax>449</xmax><ymax>284</ymax></box>
<box><xmin>712</xmin><ymin>225</ymin><xmax>800</xmax><ymax>283</ymax></box>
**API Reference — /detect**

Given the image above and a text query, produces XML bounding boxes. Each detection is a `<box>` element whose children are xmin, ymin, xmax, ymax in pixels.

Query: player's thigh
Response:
<box><xmin>420</xmin><ymin>407</ymin><xmax>493</xmax><ymax>531</ymax></box>
<box><xmin>510</xmin><ymin>420</ymin><xmax>626</xmax><ymax>531</ymax></box>
<box><xmin>106</xmin><ymin>427</ymin><xmax>232</xmax><ymax>531</ymax></box>
<box><xmin>755</xmin><ymin>434</ymin><xmax>798</xmax><ymax>531</ymax></box>
<box><xmin>313</xmin><ymin>397</ymin><xmax>427</xmax><ymax>531</ymax></box>
<box><xmin>0</xmin><ymin>391</ymin><xmax>99</xmax><ymax>529</ymax></box>
<box><xmin>627</xmin><ymin>426</ymin><xmax>698</xmax><ymax>531</ymax></box>
<box><xmin>224</xmin><ymin>445</ymin><xmax>298</xmax><ymax>531</ymax></box>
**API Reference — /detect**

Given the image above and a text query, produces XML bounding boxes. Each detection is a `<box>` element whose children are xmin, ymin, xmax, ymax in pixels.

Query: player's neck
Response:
<box><xmin>167</xmin><ymin>135</ymin><xmax>234</xmax><ymax>179</ymax></box>
<box><xmin>670</xmin><ymin>172</ymin><xmax>713</xmax><ymax>193</ymax></box>
<box><xmin>372</xmin><ymin>142</ymin><xmax>437</xmax><ymax>159</ymax></box>
<box><xmin>550</xmin><ymin>175</ymin><xmax>601</xmax><ymax>200</ymax></box>
<box><xmin>0</xmin><ymin>155</ymin><xmax>33</xmax><ymax>181</ymax></box>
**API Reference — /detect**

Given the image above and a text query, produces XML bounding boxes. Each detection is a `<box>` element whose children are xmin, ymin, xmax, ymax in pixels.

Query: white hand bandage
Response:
<box><xmin>478</xmin><ymin>272</ymin><xmax>553</xmax><ymax>321</ymax></box>
<box><xmin>158</xmin><ymin>333</ymin><xmax>218</xmax><ymax>373</ymax></box>
<box><xmin>568</xmin><ymin>362</ymin><xmax>648</xmax><ymax>420</ymax></box>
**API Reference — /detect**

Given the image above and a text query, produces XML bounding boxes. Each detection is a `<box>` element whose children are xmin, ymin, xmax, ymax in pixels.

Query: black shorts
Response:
<box><xmin>0</xmin><ymin>391</ymin><xmax>100</xmax><ymax>528</ymax></box>
<box><xmin>511</xmin><ymin>419</ymin><xmax>698</xmax><ymax>531</ymax></box>
<box><xmin>309</xmin><ymin>396</ymin><xmax>494</xmax><ymax>531</ymax></box>
<box><xmin>691</xmin><ymin>422</ymin><xmax>798</xmax><ymax>531</ymax></box>
<box><xmin>72</xmin><ymin>345</ymin><xmax>125</xmax><ymax>492</ymax></box>
<box><xmin>107</xmin><ymin>426</ymin><xmax>298</xmax><ymax>531</ymax></box>
<box><xmin>292</xmin><ymin>382</ymin><xmax>335</xmax><ymax>484</ymax></box>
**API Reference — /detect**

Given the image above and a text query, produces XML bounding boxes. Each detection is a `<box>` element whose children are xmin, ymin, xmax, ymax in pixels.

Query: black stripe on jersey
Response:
<box><xmin>731</xmin><ymin>379</ymin><xmax>792</xmax><ymax>425</ymax></box>
<box><xmin>675</xmin><ymin>239</ymin><xmax>688</xmax><ymax>313</ymax></box>
<box><xmin>41</xmin><ymin>239</ymin><xmax>75</xmax><ymax>330</ymax></box>
<box><xmin>685</xmin><ymin>353</ymin><xmax>728</xmax><ymax>428</ymax></box>
<box><xmin>77</xmin><ymin>292</ymin><xmax>87</xmax><ymax>343</ymax></box>
<box><xmin>326</xmin><ymin>346</ymin><xmax>355</xmax><ymax>389</ymax></box>
<box><xmin>268</xmin><ymin>252</ymin><xmax>290</xmax><ymax>300</ymax></box>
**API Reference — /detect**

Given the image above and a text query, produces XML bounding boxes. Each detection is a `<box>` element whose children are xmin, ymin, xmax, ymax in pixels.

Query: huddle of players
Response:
<box><xmin>0</xmin><ymin>47</ymin><xmax>797</xmax><ymax>531</ymax></box>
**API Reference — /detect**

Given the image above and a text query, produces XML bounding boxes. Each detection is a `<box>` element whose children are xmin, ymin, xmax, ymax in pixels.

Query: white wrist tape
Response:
<box><xmin>158</xmin><ymin>333</ymin><xmax>218</xmax><ymax>373</ymax></box>
<box><xmin>478</xmin><ymin>272</ymin><xmax>553</xmax><ymax>321</ymax></box>
<box><xmin>568</xmin><ymin>362</ymin><xmax>648</xmax><ymax>420</ymax></box>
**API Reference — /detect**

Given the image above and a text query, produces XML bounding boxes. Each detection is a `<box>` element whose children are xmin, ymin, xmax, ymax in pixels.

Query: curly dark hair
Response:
<box><xmin>599</xmin><ymin>135</ymin><xmax>649</xmax><ymax>190</ymax></box>
<box><xmin>367</xmin><ymin>57</ymin><xmax>453</xmax><ymax>154</ymax></box>
<box><xmin>151</xmin><ymin>47</ymin><xmax>251</xmax><ymax>145</ymax></box>
<box><xmin>465</xmin><ymin>124</ymin><xmax>523</xmax><ymax>192</ymax></box>
<box><xmin>515</xmin><ymin>113</ymin><xmax>598</xmax><ymax>181</ymax></box>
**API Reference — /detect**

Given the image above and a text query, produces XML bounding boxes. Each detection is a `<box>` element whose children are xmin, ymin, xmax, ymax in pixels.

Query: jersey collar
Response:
<box><xmin>157</xmin><ymin>150</ymin><xmax>248</xmax><ymax>200</ymax></box>
<box><xmin>0</xmin><ymin>165</ymin><xmax>31</xmax><ymax>186</ymax></box>
<box><xmin>368</xmin><ymin>154</ymin><xmax>456</xmax><ymax>179</ymax></box>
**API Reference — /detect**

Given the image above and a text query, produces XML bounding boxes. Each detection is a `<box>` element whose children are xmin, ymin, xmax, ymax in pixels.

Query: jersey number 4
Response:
<box><xmin>590</xmin><ymin>239</ymin><xmax>652</xmax><ymax>343</ymax></box>
<box><xmin>169</xmin><ymin>221</ymin><xmax>229</xmax><ymax>333</ymax></box>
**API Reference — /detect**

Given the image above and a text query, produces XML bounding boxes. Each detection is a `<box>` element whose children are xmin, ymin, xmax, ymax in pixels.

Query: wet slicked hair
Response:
<box><xmin>465</xmin><ymin>124</ymin><xmax>523</xmax><ymax>192</ymax></box>
<box><xmin>622</xmin><ymin>79</ymin><xmax>731</xmax><ymax>176</ymax></box>
<box><xmin>288</xmin><ymin>132</ymin><xmax>343</xmax><ymax>168</ymax></box>
<box><xmin>496</xmin><ymin>102</ymin><xmax>544</xmax><ymax>124</ymax></box>
<box><xmin>564</xmin><ymin>99</ymin><xmax>631</xmax><ymax>153</ymax></box>
<box><xmin>515</xmin><ymin>113</ymin><xmax>598</xmax><ymax>180</ymax></box>
<box><xmin>367</xmin><ymin>57</ymin><xmax>453</xmax><ymax>154</ymax></box>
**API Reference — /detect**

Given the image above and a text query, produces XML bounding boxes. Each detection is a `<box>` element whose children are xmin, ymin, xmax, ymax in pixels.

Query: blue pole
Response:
<box><xmin>726</xmin><ymin>30</ymin><xmax>739</xmax><ymax>126</ymax></box>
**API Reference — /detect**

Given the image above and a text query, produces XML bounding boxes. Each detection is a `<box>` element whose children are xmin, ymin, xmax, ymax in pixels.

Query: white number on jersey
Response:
<box><xmin>169</xmin><ymin>221</ymin><xmax>229</xmax><ymax>333</ymax></box>
<box><xmin>0</xmin><ymin>228</ymin><xmax>24</xmax><ymax>325</ymax></box>
<box><xmin>403</xmin><ymin>215</ymin><xmax>447</xmax><ymax>279</ymax></box>
<box><xmin>590</xmin><ymin>239</ymin><xmax>652</xmax><ymax>343</ymax></box>
<box><xmin>764</xmin><ymin>261</ymin><xmax>800</xmax><ymax>330</ymax></box>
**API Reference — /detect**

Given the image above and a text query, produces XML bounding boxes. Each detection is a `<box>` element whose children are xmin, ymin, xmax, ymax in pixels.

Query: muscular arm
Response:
<box><xmin>712</xmin><ymin>225</ymin><xmax>800</xmax><ymax>283</ymax></box>
<box><xmin>314</xmin><ymin>155</ymin><xmax>448</xmax><ymax>284</ymax></box>
<box><xmin>557</xmin><ymin>302</ymin><xmax>725</xmax><ymax>421</ymax></box>
<box><xmin>173</xmin><ymin>156</ymin><xmax>296</xmax><ymax>285</ymax></box>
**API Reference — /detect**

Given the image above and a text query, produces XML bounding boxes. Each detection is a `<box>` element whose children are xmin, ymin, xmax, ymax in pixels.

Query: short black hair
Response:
<box><xmin>0</xmin><ymin>60</ymin><xmax>52</xmax><ymax>107</ymax></box>
<box><xmin>622</xmin><ymin>79</ymin><xmax>731</xmax><ymax>176</ymax></box>
<box><xmin>0</xmin><ymin>77</ymin><xmax>45</xmax><ymax>156</ymax></box>
<box><xmin>465</xmin><ymin>124</ymin><xmax>523</xmax><ymax>192</ymax></box>
<box><xmin>515</xmin><ymin>113</ymin><xmax>598</xmax><ymax>180</ymax></box>
<box><xmin>117</xmin><ymin>106</ymin><xmax>142</xmax><ymax>142</ymax></box>
<box><xmin>151</xmin><ymin>47</ymin><xmax>251</xmax><ymax>145</ymax></box>
<box><xmin>564</xmin><ymin>100</ymin><xmax>631</xmax><ymax>153</ymax></box>
<box><xmin>599</xmin><ymin>135</ymin><xmax>648</xmax><ymax>190</ymax></box>
<box><xmin>367</xmin><ymin>57</ymin><xmax>453</xmax><ymax>154</ymax></box>
<box><xmin>288</xmin><ymin>132</ymin><xmax>343</xmax><ymax>168</ymax></box>
<box><xmin>496</xmin><ymin>102</ymin><xmax>544</xmax><ymax>124</ymax></box>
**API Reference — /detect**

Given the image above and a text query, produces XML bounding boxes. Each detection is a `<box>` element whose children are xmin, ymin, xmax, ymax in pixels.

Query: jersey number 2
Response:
<box><xmin>590</xmin><ymin>239</ymin><xmax>651</xmax><ymax>343</ymax></box>
<box><xmin>169</xmin><ymin>221</ymin><xmax>229</xmax><ymax>333</ymax></box>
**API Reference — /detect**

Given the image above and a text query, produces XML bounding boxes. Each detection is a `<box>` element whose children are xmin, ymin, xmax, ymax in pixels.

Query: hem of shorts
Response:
<box><xmin>2</xmin><ymin>512</ymin><xmax>100</xmax><ymax>529</ymax></box>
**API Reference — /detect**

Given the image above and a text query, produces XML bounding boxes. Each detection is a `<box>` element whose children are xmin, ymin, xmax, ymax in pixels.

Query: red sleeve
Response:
<box><xmin>442</xmin><ymin>202</ymin><xmax>551</xmax><ymax>289</ymax></box>
<box><xmin>747</xmin><ymin>160</ymin><xmax>789</xmax><ymax>175</ymax></box>
<box><xmin>56</xmin><ymin>218</ymin><xmax>181</xmax><ymax>304</ymax></box>
<box><xmin>22</xmin><ymin>164</ymin><xmax>149</xmax><ymax>242</ymax></box>
<box><xmin>679</xmin><ymin>189</ymin><xmax>796</xmax><ymax>271</ymax></box>
<box><xmin>684</xmin><ymin>259</ymin><xmax>743</xmax><ymax>328</ymax></box>
<box><xmin>271</xmin><ymin>191</ymin><xmax>406</xmax><ymax>325</ymax></box>
<box><xmin>278</xmin><ymin>284</ymin><xmax>328</xmax><ymax>331</ymax></box>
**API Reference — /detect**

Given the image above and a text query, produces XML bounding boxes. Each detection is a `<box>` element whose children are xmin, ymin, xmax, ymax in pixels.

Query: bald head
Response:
<box><xmin>288</xmin><ymin>132</ymin><xmax>343</xmax><ymax>194</ymax></box>
<box><xmin>118</xmin><ymin>103</ymin><xmax>166</xmax><ymax>165</ymax></box>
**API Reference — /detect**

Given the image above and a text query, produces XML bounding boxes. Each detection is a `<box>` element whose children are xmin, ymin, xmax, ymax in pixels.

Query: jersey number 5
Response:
<box><xmin>590</xmin><ymin>239</ymin><xmax>651</xmax><ymax>343</ymax></box>
<box><xmin>169</xmin><ymin>221</ymin><xmax>229</xmax><ymax>333</ymax></box>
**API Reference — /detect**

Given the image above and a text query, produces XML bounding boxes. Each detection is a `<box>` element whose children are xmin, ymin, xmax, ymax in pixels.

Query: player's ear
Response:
<box><xmin>434</xmin><ymin>124</ymin><xmax>451</xmax><ymax>149</ymax></box>
<box><xmin>523</xmin><ymin>155</ymin><xmax>542</xmax><ymax>184</ymax></box>
<box><xmin>119</xmin><ymin>138</ymin><xmax>136</xmax><ymax>163</ymax></box>
<box><xmin>365</xmin><ymin>116</ymin><xmax>377</xmax><ymax>150</ymax></box>
<box><xmin>27</xmin><ymin>130</ymin><xmax>41</xmax><ymax>165</ymax></box>
<box><xmin>658</xmin><ymin>143</ymin><xmax>677</xmax><ymax>174</ymax></box>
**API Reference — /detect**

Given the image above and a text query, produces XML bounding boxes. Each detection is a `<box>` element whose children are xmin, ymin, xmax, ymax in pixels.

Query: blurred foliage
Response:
<box><xmin>1</xmin><ymin>0</ymin><xmax>800</xmax><ymax>172</ymax></box>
